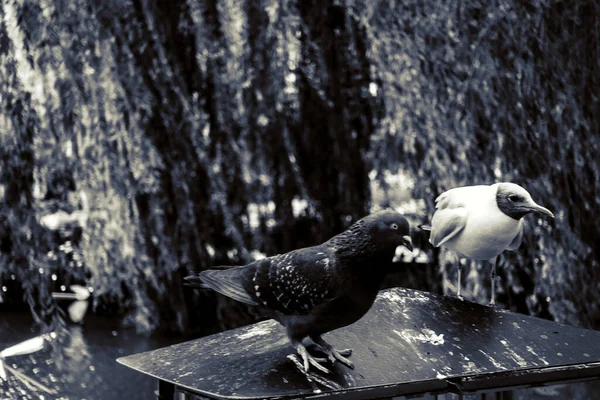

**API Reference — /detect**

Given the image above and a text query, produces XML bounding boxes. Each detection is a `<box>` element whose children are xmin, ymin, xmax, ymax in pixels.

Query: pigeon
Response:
<box><xmin>420</xmin><ymin>182</ymin><xmax>554</xmax><ymax>305</ymax></box>
<box><xmin>185</xmin><ymin>210</ymin><xmax>413</xmax><ymax>373</ymax></box>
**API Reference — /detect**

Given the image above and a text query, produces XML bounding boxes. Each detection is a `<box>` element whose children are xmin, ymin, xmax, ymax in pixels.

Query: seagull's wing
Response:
<box><xmin>435</xmin><ymin>188</ymin><xmax>465</xmax><ymax>210</ymax></box>
<box><xmin>429</xmin><ymin>185</ymin><xmax>496</xmax><ymax>247</ymax></box>
<box><xmin>506</xmin><ymin>219</ymin><xmax>524</xmax><ymax>250</ymax></box>
<box><xmin>429</xmin><ymin>186</ymin><xmax>479</xmax><ymax>247</ymax></box>
<box><xmin>434</xmin><ymin>185</ymin><xmax>489</xmax><ymax>210</ymax></box>
<box><xmin>429</xmin><ymin>208</ymin><xmax>467</xmax><ymax>247</ymax></box>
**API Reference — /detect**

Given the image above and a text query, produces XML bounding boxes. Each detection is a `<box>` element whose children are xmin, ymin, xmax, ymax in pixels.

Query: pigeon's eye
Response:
<box><xmin>390</xmin><ymin>223</ymin><xmax>399</xmax><ymax>230</ymax></box>
<box><xmin>508</xmin><ymin>194</ymin><xmax>519</xmax><ymax>202</ymax></box>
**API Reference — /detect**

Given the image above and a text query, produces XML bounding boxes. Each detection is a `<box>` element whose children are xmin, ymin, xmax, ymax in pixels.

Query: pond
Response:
<box><xmin>0</xmin><ymin>312</ymin><xmax>186</xmax><ymax>400</ymax></box>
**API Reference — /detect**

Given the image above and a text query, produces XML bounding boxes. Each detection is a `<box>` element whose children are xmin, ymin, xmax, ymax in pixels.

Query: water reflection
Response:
<box><xmin>0</xmin><ymin>312</ymin><xmax>181</xmax><ymax>399</ymax></box>
<box><xmin>51</xmin><ymin>327</ymin><xmax>95</xmax><ymax>394</ymax></box>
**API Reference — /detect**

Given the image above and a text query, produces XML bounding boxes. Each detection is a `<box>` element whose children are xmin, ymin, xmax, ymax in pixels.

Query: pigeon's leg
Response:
<box><xmin>311</xmin><ymin>335</ymin><xmax>354</xmax><ymax>369</ymax></box>
<box><xmin>489</xmin><ymin>256</ymin><xmax>499</xmax><ymax>306</ymax></box>
<box><xmin>456</xmin><ymin>261</ymin><xmax>464</xmax><ymax>301</ymax></box>
<box><xmin>294</xmin><ymin>341</ymin><xmax>331</xmax><ymax>374</ymax></box>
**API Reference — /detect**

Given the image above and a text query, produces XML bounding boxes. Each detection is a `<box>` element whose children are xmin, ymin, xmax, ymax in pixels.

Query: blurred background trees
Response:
<box><xmin>0</xmin><ymin>0</ymin><xmax>598</xmax><ymax>335</ymax></box>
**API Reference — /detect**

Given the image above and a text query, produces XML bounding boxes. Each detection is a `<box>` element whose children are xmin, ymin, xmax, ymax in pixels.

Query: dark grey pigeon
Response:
<box><xmin>185</xmin><ymin>210</ymin><xmax>413</xmax><ymax>373</ymax></box>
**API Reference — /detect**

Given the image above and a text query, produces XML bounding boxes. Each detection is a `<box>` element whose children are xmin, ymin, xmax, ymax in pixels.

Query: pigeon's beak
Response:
<box><xmin>529</xmin><ymin>202</ymin><xmax>555</xmax><ymax>218</ymax></box>
<box><xmin>401</xmin><ymin>235</ymin><xmax>413</xmax><ymax>252</ymax></box>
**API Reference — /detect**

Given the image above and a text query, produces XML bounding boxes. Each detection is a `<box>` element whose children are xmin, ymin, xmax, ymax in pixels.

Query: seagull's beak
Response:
<box><xmin>401</xmin><ymin>235</ymin><xmax>413</xmax><ymax>252</ymax></box>
<box><xmin>529</xmin><ymin>202</ymin><xmax>555</xmax><ymax>218</ymax></box>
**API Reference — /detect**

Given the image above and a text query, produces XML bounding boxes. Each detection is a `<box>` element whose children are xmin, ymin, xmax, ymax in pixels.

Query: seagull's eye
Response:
<box><xmin>508</xmin><ymin>194</ymin><xmax>519</xmax><ymax>202</ymax></box>
<box><xmin>390</xmin><ymin>223</ymin><xmax>398</xmax><ymax>230</ymax></box>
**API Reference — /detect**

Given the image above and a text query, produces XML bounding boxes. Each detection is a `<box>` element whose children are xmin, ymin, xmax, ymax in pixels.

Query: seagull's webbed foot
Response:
<box><xmin>295</xmin><ymin>343</ymin><xmax>331</xmax><ymax>374</ymax></box>
<box><xmin>311</xmin><ymin>336</ymin><xmax>354</xmax><ymax>369</ymax></box>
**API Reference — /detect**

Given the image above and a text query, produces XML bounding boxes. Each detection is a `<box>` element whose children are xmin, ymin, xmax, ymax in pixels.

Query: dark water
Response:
<box><xmin>0</xmin><ymin>312</ymin><xmax>184</xmax><ymax>400</ymax></box>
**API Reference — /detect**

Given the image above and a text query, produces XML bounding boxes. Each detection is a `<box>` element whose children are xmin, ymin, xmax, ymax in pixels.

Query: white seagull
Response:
<box><xmin>421</xmin><ymin>182</ymin><xmax>554</xmax><ymax>305</ymax></box>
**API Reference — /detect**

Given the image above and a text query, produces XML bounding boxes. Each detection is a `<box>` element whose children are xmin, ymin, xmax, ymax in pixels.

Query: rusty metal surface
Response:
<box><xmin>118</xmin><ymin>288</ymin><xmax>600</xmax><ymax>399</ymax></box>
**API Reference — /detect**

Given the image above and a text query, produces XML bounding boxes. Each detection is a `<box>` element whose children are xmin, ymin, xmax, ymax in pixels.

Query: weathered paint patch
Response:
<box><xmin>478</xmin><ymin>349</ymin><xmax>505</xmax><ymax>369</ymax></box>
<box><xmin>526</xmin><ymin>346</ymin><xmax>550</xmax><ymax>366</ymax></box>
<box><xmin>463</xmin><ymin>361</ymin><xmax>479</xmax><ymax>373</ymax></box>
<box><xmin>379</xmin><ymin>291</ymin><xmax>406</xmax><ymax>303</ymax></box>
<box><xmin>435</xmin><ymin>372</ymin><xmax>447</xmax><ymax>379</ymax></box>
<box><xmin>394</xmin><ymin>328</ymin><xmax>445</xmax><ymax>346</ymax></box>
<box><xmin>237</xmin><ymin>324</ymin><xmax>275</xmax><ymax>340</ymax></box>
<box><xmin>500</xmin><ymin>339</ymin><xmax>529</xmax><ymax>367</ymax></box>
<box><xmin>410</xmin><ymin>291</ymin><xmax>431</xmax><ymax>303</ymax></box>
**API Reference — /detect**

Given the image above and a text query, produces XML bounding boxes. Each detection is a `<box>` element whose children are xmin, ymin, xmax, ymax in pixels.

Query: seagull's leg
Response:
<box><xmin>456</xmin><ymin>261</ymin><xmax>464</xmax><ymax>301</ymax></box>
<box><xmin>311</xmin><ymin>335</ymin><xmax>354</xmax><ymax>369</ymax></box>
<box><xmin>489</xmin><ymin>256</ymin><xmax>499</xmax><ymax>306</ymax></box>
<box><xmin>294</xmin><ymin>341</ymin><xmax>331</xmax><ymax>374</ymax></box>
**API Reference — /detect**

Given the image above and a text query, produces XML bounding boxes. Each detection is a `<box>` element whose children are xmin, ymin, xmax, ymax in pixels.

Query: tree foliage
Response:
<box><xmin>0</xmin><ymin>0</ymin><xmax>598</xmax><ymax>333</ymax></box>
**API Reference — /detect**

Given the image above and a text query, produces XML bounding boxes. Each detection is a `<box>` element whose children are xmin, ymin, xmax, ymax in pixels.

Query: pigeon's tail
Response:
<box><xmin>183</xmin><ymin>275</ymin><xmax>212</xmax><ymax>290</ymax></box>
<box><xmin>184</xmin><ymin>267</ymin><xmax>257</xmax><ymax>306</ymax></box>
<box><xmin>418</xmin><ymin>224</ymin><xmax>432</xmax><ymax>231</ymax></box>
<box><xmin>184</xmin><ymin>265</ymin><xmax>238</xmax><ymax>289</ymax></box>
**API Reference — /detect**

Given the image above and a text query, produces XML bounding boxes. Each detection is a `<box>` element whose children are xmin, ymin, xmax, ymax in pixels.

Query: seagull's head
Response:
<box><xmin>495</xmin><ymin>183</ymin><xmax>555</xmax><ymax>220</ymax></box>
<box><xmin>365</xmin><ymin>210</ymin><xmax>413</xmax><ymax>251</ymax></box>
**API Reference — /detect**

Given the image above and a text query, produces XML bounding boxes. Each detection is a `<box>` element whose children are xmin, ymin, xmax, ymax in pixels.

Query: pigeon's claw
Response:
<box><xmin>328</xmin><ymin>348</ymin><xmax>354</xmax><ymax>369</ymax></box>
<box><xmin>296</xmin><ymin>344</ymin><xmax>331</xmax><ymax>374</ymax></box>
<box><xmin>312</xmin><ymin>336</ymin><xmax>354</xmax><ymax>369</ymax></box>
<box><xmin>335</xmin><ymin>348</ymin><xmax>352</xmax><ymax>357</ymax></box>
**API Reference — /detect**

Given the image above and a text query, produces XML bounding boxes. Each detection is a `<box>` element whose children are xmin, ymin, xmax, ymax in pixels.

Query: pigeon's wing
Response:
<box><xmin>506</xmin><ymin>219</ymin><xmax>524</xmax><ymax>250</ymax></box>
<box><xmin>247</xmin><ymin>247</ymin><xmax>337</xmax><ymax>315</ymax></box>
<box><xmin>187</xmin><ymin>246</ymin><xmax>337</xmax><ymax>313</ymax></box>
<box><xmin>429</xmin><ymin>208</ymin><xmax>467</xmax><ymax>247</ymax></box>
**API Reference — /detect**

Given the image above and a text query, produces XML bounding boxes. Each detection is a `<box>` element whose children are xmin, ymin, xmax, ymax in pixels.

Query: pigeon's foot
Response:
<box><xmin>457</xmin><ymin>294</ymin><xmax>464</xmax><ymax>301</ymax></box>
<box><xmin>312</xmin><ymin>336</ymin><xmax>354</xmax><ymax>369</ymax></box>
<box><xmin>296</xmin><ymin>343</ymin><xmax>331</xmax><ymax>374</ymax></box>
